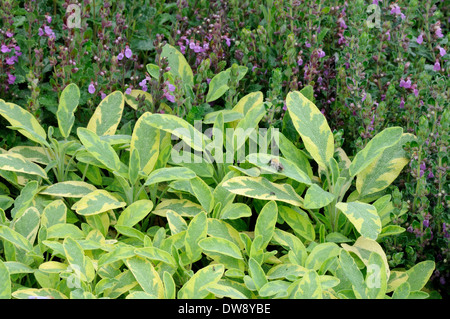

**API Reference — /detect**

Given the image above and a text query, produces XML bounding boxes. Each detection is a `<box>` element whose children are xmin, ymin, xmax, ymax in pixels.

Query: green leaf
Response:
<box><xmin>0</xmin><ymin>260</ymin><xmax>11</xmax><ymax>299</ymax></box>
<box><xmin>12</xmin><ymin>206</ymin><xmax>40</xmax><ymax>244</ymax></box>
<box><xmin>286</xmin><ymin>91</ymin><xmax>334</xmax><ymax>169</ymax></box>
<box><xmin>135</xmin><ymin>247</ymin><xmax>177</xmax><ymax>268</ymax></box>
<box><xmin>378</xmin><ymin>225</ymin><xmax>406</xmax><ymax>239</ymax></box>
<box><xmin>125</xmin><ymin>256</ymin><xmax>164</xmax><ymax>298</ymax></box>
<box><xmin>349</xmin><ymin>127</ymin><xmax>403</xmax><ymax>177</ymax></box>
<box><xmin>203</xmin><ymin>110</ymin><xmax>243</xmax><ymax>124</ymax></box>
<box><xmin>365</xmin><ymin>252</ymin><xmax>387</xmax><ymax>299</ymax></box>
<box><xmin>46</xmin><ymin>224</ymin><xmax>84</xmax><ymax>239</ymax></box>
<box><xmin>177</xmin><ymin>264</ymin><xmax>224</xmax><ymax>299</ymax></box>
<box><xmin>248</xmin><ymin>258</ymin><xmax>267</xmax><ymax>292</ymax></box>
<box><xmin>335</xmin><ymin>201</ymin><xmax>382</xmax><ymax>240</ymax></box>
<box><xmin>230</xmin><ymin>100</ymin><xmax>265</xmax><ymax>152</ymax></box>
<box><xmin>405</xmin><ymin>260</ymin><xmax>435</xmax><ymax>291</ymax></box>
<box><xmin>339</xmin><ymin>250</ymin><xmax>368</xmax><ymax>299</ymax></box>
<box><xmin>290</xmin><ymin>269</ymin><xmax>323</xmax><ymax>299</ymax></box>
<box><xmin>166</xmin><ymin>211</ymin><xmax>188</xmax><ymax>235</ymax></box>
<box><xmin>184</xmin><ymin>211</ymin><xmax>208</xmax><ymax>264</ymax></box>
<box><xmin>77</xmin><ymin>127</ymin><xmax>128</xmax><ymax>174</ymax></box>
<box><xmin>356</xmin><ymin>133</ymin><xmax>415</xmax><ymax>197</ymax></box>
<box><xmin>160</xmin><ymin>44</ymin><xmax>194</xmax><ymax>88</ymax></box>
<box><xmin>40</xmin><ymin>181</ymin><xmax>97</xmax><ymax>198</ymax></box>
<box><xmin>254</xmin><ymin>200</ymin><xmax>278</xmax><ymax>250</ymax></box>
<box><xmin>144</xmin><ymin>113</ymin><xmax>210</xmax><ymax>152</ymax></box>
<box><xmin>392</xmin><ymin>282</ymin><xmax>411</xmax><ymax>299</ymax></box>
<box><xmin>9</xmin><ymin>145</ymin><xmax>50</xmax><ymax>165</ymax></box>
<box><xmin>207</xmin><ymin>282</ymin><xmax>248</xmax><ymax>299</ymax></box>
<box><xmin>117</xmin><ymin>200</ymin><xmax>153</xmax><ymax>227</ymax></box>
<box><xmin>124</xmin><ymin>90</ymin><xmax>153</xmax><ymax>110</ymax></box>
<box><xmin>71</xmin><ymin>189</ymin><xmax>127</xmax><ymax>216</ymax></box>
<box><xmin>219</xmin><ymin>203</ymin><xmax>252</xmax><ymax>220</ymax></box>
<box><xmin>259</xmin><ymin>280</ymin><xmax>290</xmax><ymax>298</ymax></box>
<box><xmin>0</xmin><ymin>100</ymin><xmax>48</xmax><ymax>147</ymax></box>
<box><xmin>152</xmin><ymin>199</ymin><xmax>205</xmax><ymax>218</ymax></box>
<box><xmin>278</xmin><ymin>206</ymin><xmax>315</xmax><ymax>242</ymax></box>
<box><xmin>266</xmin><ymin>263</ymin><xmax>307</xmax><ymax>280</ymax></box>
<box><xmin>144</xmin><ymin>167</ymin><xmax>196</xmax><ymax>186</ymax></box>
<box><xmin>198</xmin><ymin>236</ymin><xmax>243</xmax><ymax>260</ymax></box>
<box><xmin>305</xmin><ymin>242</ymin><xmax>341</xmax><ymax>271</ymax></box>
<box><xmin>97</xmin><ymin>245</ymin><xmax>135</xmax><ymax>268</ymax></box>
<box><xmin>57</xmin><ymin>83</ymin><xmax>80</xmax><ymax>138</ymax></box>
<box><xmin>190</xmin><ymin>176</ymin><xmax>214</xmax><ymax>213</ymax></box>
<box><xmin>304</xmin><ymin>184</ymin><xmax>336</xmax><ymax>209</ymax></box>
<box><xmin>12</xmin><ymin>288</ymin><xmax>68</xmax><ymax>299</ymax></box>
<box><xmin>62</xmin><ymin>237</ymin><xmax>95</xmax><ymax>283</ymax></box>
<box><xmin>87</xmin><ymin>91</ymin><xmax>124</xmax><ymax>136</ymax></box>
<box><xmin>0</xmin><ymin>153</ymin><xmax>47</xmax><ymax>179</ymax></box>
<box><xmin>272</xmin><ymin>229</ymin><xmax>307</xmax><ymax>266</ymax></box>
<box><xmin>206</xmin><ymin>65</ymin><xmax>247</xmax><ymax>102</ymax></box>
<box><xmin>0</xmin><ymin>225</ymin><xmax>33</xmax><ymax>252</ymax></box>
<box><xmin>222</xmin><ymin>176</ymin><xmax>304</xmax><ymax>206</ymax></box>
<box><xmin>130</xmin><ymin>112</ymin><xmax>160</xmax><ymax>175</ymax></box>
<box><xmin>246</xmin><ymin>153</ymin><xmax>312</xmax><ymax>185</ymax></box>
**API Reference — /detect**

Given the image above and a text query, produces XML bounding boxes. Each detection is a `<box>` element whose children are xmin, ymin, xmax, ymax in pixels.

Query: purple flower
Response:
<box><xmin>416</xmin><ymin>33</ymin><xmax>423</xmax><ymax>44</ymax></box>
<box><xmin>435</xmin><ymin>27</ymin><xmax>443</xmax><ymax>38</ymax></box>
<box><xmin>125</xmin><ymin>46</ymin><xmax>132</xmax><ymax>59</ymax></box>
<box><xmin>305</xmin><ymin>42</ymin><xmax>311</xmax><ymax>48</ymax></box>
<box><xmin>125</xmin><ymin>87</ymin><xmax>132</xmax><ymax>95</ymax></box>
<box><xmin>1</xmin><ymin>44</ymin><xmax>10</xmax><ymax>53</ymax></box>
<box><xmin>372</xmin><ymin>0</ymin><xmax>381</xmax><ymax>4</ymax></box>
<box><xmin>390</xmin><ymin>5</ymin><xmax>401</xmax><ymax>15</ymax></box>
<box><xmin>400</xmin><ymin>78</ymin><xmax>411</xmax><ymax>89</ymax></box>
<box><xmin>6</xmin><ymin>31</ymin><xmax>13</xmax><ymax>38</ymax></box>
<box><xmin>44</xmin><ymin>26</ymin><xmax>55</xmax><ymax>39</ymax></box>
<box><xmin>297</xmin><ymin>58</ymin><xmax>303</xmax><ymax>66</ymax></box>
<box><xmin>386</xmin><ymin>30</ymin><xmax>391</xmax><ymax>41</ymax></box>
<box><xmin>423</xmin><ymin>219</ymin><xmax>430</xmax><ymax>228</ymax></box>
<box><xmin>46</xmin><ymin>16</ymin><xmax>52</xmax><ymax>24</ymax></box>
<box><xmin>362</xmin><ymin>93</ymin><xmax>366</xmax><ymax>102</ymax></box>
<box><xmin>117</xmin><ymin>52</ymin><xmax>124</xmax><ymax>60</ymax></box>
<box><xmin>399</xmin><ymin>98</ymin><xmax>405</xmax><ymax>109</ymax></box>
<box><xmin>427</xmin><ymin>171</ymin><xmax>434</xmax><ymax>179</ymax></box>
<box><xmin>6</xmin><ymin>73</ymin><xmax>16</xmax><ymax>85</ymax></box>
<box><xmin>413</xmin><ymin>88</ymin><xmax>419</xmax><ymax>97</ymax></box>
<box><xmin>317</xmin><ymin>49</ymin><xmax>325</xmax><ymax>58</ymax></box>
<box><xmin>438</xmin><ymin>46</ymin><xmax>446</xmax><ymax>57</ymax></box>
<box><xmin>434</xmin><ymin>60</ymin><xmax>441</xmax><ymax>71</ymax></box>
<box><xmin>167</xmin><ymin>83</ymin><xmax>175</xmax><ymax>92</ymax></box>
<box><xmin>38</xmin><ymin>28</ymin><xmax>44</xmax><ymax>37</ymax></box>
<box><xmin>101</xmin><ymin>92</ymin><xmax>107</xmax><ymax>100</ymax></box>
<box><xmin>5</xmin><ymin>56</ymin><xmax>16</xmax><ymax>65</ymax></box>
<box><xmin>88</xmin><ymin>83</ymin><xmax>96</xmax><ymax>94</ymax></box>
<box><xmin>283</xmin><ymin>101</ymin><xmax>287</xmax><ymax>111</ymax></box>
<box><xmin>139</xmin><ymin>79</ymin><xmax>148</xmax><ymax>92</ymax></box>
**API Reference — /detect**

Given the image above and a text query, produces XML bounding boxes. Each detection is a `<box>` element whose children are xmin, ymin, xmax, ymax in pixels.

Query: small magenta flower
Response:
<box><xmin>317</xmin><ymin>49</ymin><xmax>325</xmax><ymax>58</ymax></box>
<box><xmin>100</xmin><ymin>92</ymin><xmax>107</xmax><ymax>99</ymax></box>
<box><xmin>297</xmin><ymin>58</ymin><xmax>303</xmax><ymax>66</ymax></box>
<box><xmin>400</xmin><ymin>78</ymin><xmax>411</xmax><ymax>89</ymax></box>
<box><xmin>88</xmin><ymin>82</ymin><xmax>96</xmax><ymax>94</ymax></box>
<box><xmin>438</xmin><ymin>46</ymin><xmax>446</xmax><ymax>57</ymax></box>
<box><xmin>5</xmin><ymin>56</ymin><xmax>16</xmax><ymax>65</ymax></box>
<box><xmin>413</xmin><ymin>88</ymin><xmax>419</xmax><ymax>97</ymax></box>
<box><xmin>124</xmin><ymin>46</ymin><xmax>132</xmax><ymax>59</ymax></box>
<box><xmin>433</xmin><ymin>60</ymin><xmax>441</xmax><ymax>71</ymax></box>
<box><xmin>423</xmin><ymin>219</ymin><xmax>430</xmax><ymax>228</ymax></box>
<box><xmin>399</xmin><ymin>97</ymin><xmax>405</xmax><ymax>109</ymax></box>
<box><xmin>416</xmin><ymin>33</ymin><xmax>423</xmax><ymax>44</ymax></box>
<box><xmin>435</xmin><ymin>26</ymin><xmax>443</xmax><ymax>38</ymax></box>
<box><xmin>139</xmin><ymin>79</ymin><xmax>148</xmax><ymax>92</ymax></box>
<box><xmin>167</xmin><ymin>83</ymin><xmax>175</xmax><ymax>92</ymax></box>
<box><xmin>386</xmin><ymin>30</ymin><xmax>391</xmax><ymax>41</ymax></box>
<box><xmin>38</xmin><ymin>28</ymin><xmax>44</xmax><ymax>37</ymax></box>
<box><xmin>6</xmin><ymin>31</ymin><xmax>13</xmax><ymax>38</ymax></box>
<box><xmin>6</xmin><ymin>73</ymin><xmax>16</xmax><ymax>85</ymax></box>
<box><xmin>117</xmin><ymin>52</ymin><xmax>124</xmax><ymax>60</ymax></box>
<box><xmin>46</xmin><ymin>15</ymin><xmax>52</xmax><ymax>24</ymax></box>
<box><xmin>125</xmin><ymin>87</ymin><xmax>132</xmax><ymax>95</ymax></box>
<box><xmin>1</xmin><ymin>44</ymin><xmax>10</xmax><ymax>53</ymax></box>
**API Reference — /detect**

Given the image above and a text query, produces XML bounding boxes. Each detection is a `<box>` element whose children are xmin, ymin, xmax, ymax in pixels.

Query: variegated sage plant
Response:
<box><xmin>0</xmin><ymin>44</ymin><xmax>436</xmax><ymax>299</ymax></box>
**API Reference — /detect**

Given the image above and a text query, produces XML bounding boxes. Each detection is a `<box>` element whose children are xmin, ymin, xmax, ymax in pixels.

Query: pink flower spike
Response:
<box><xmin>433</xmin><ymin>60</ymin><xmax>441</xmax><ymax>71</ymax></box>
<box><xmin>125</xmin><ymin>46</ymin><xmax>132</xmax><ymax>59</ymax></box>
<box><xmin>88</xmin><ymin>82</ymin><xmax>96</xmax><ymax>94</ymax></box>
<box><xmin>416</xmin><ymin>33</ymin><xmax>423</xmax><ymax>44</ymax></box>
<box><xmin>1</xmin><ymin>44</ymin><xmax>11</xmax><ymax>53</ymax></box>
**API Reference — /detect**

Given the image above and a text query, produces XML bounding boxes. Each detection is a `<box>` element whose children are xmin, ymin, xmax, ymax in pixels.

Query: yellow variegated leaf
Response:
<box><xmin>356</xmin><ymin>134</ymin><xmax>415</xmax><ymax>197</ymax></box>
<box><xmin>229</xmin><ymin>91</ymin><xmax>264</xmax><ymax>128</ymax></box>
<box><xmin>12</xmin><ymin>288</ymin><xmax>68</xmax><ymax>299</ymax></box>
<box><xmin>0</xmin><ymin>153</ymin><xmax>47</xmax><ymax>179</ymax></box>
<box><xmin>160</xmin><ymin>44</ymin><xmax>194</xmax><ymax>88</ymax></box>
<box><xmin>40</xmin><ymin>181</ymin><xmax>97</xmax><ymax>198</ymax></box>
<box><xmin>0</xmin><ymin>100</ymin><xmax>49</xmax><ymax>147</ymax></box>
<box><xmin>71</xmin><ymin>189</ymin><xmax>126</xmax><ymax>216</ymax></box>
<box><xmin>125</xmin><ymin>256</ymin><xmax>164</xmax><ymax>298</ymax></box>
<box><xmin>349</xmin><ymin>127</ymin><xmax>403</xmax><ymax>177</ymax></box>
<box><xmin>125</xmin><ymin>90</ymin><xmax>153</xmax><ymax>110</ymax></box>
<box><xmin>87</xmin><ymin>91</ymin><xmax>124</xmax><ymax>136</ymax></box>
<box><xmin>335</xmin><ymin>201</ymin><xmax>381</xmax><ymax>240</ymax></box>
<box><xmin>222</xmin><ymin>176</ymin><xmax>304</xmax><ymax>206</ymax></box>
<box><xmin>130</xmin><ymin>112</ymin><xmax>160</xmax><ymax>175</ymax></box>
<box><xmin>57</xmin><ymin>83</ymin><xmax>80</xmax><ymax>138</ymax></box>
<box><xmin>8</xmin><ymin>146</ymin><xmax>50</xmax><ymax>165</ymax></box>
<box><xmin>286</xmin><ymin>91</ymin><xmax>334</xmax><ymax>169</ymax></box>
<box><xmin>152</xmin><ymin>199</ymin><xmax>205</xmax><ymax>217</ymax></box>
<box><xmin>177</xmin><ymin>264</ymin><xmax>224</xmax><ymax>299</ymax></box>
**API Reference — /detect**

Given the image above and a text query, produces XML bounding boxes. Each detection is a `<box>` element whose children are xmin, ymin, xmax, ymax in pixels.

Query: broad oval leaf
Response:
<box><xmin>177</xmin><ymin>264</ymin><xmax>224</xmax><ymax>299</ymax></box>
<box><xmin>62</xmin><ymin>237</ymin><xmax>95</xmax><ymax>283</ymax></box>
<box><xmin>304</xmin><ymin>184</ymin><xmax>336</xmax><ymax>209</ymax></box>
<box><xmin>290</xmin><ymin>269</ymin><xmax>323</xmax><ymax>299</ymax></box>
<box><xmin>12</xmin><ymin>288</ymin><xmax>68</xmax><ymax>299</ymax></box>
<box><xmin>117</xmin><ymin>199</ymin><xmax>153</xmax><ymax>227</ymax></box>
<box><xmin>0</xmin><ymin>225</ymin><xmax>33</xmax><ymax>252</ymax></box>
<box><xmin>335</xmin><ymin>201</ymin><xmax>382</xmax><ymax>240</ymax></box>
<box><xmin>190</xmin><ymin>176</ymin><xmax>214</xmax><ymax>213</ymax></box>
<box><xmin>144</xmin><ymin>167</ymin><xmax>197</xmax><ymax>186</ymax></box>
<box><xmin>0</xmin><ymin>153</ymin><xmax>47</xmax><ymax>179</ymax></box>
<box><xmin>206</xmin><ymin>65</ymin><xmax>247</xmax><ymax>102</ymax></box>
<box><xmin>57</xmin><ymin>83</ymin><xmax>80</xmax><ymax>138</ymax></box>
<box><xmin>0</xmin><ymin>100</ymin><xmax>48</xmax><ymax>147</ymax></box>
<box><xmin>0</xmin><ymin>260</ymin><xmax>11</xmax><ymax>299</ymax></box>
<box><xmin>125</xmin><ymin>90</ymin><xmax>153</xmax><ymax>110</ymax></box>
<box><xmin>222</xmin><ymin>176</ymin><xmax>304</xmax><ymax>206</ymax></box>
<box><xmin>254</xmin><ymin>201</ymin><xmax>278</xmax><ymax>250</ymax></box>
<box><xmin>160</xmin><ymin>44</ymin><xmax>194</xmax><ymax>88</ymax></box>
<box><xmin>87</xmin><ymin>91</ymin><xmax>124</xmax><ymax>136</ymax></box>
<box><xmin>278</xmin><ymin>206</ymin><xmax>315</xmax><ymax>242</ymax></box>
<box><xmin>198</xmin><ymin>236</ymin><xmax>243</xmax><ymax>260</ymax></box>
<box><xmin>349</xmin><ymin>127</ymin><xmax>403</xmax><ymax>177</ymax></box>
<box><xmin>219</xmin><ymin>203</ymin><xmax>252</xmax><ymax>220</ymax></box>
<box><xmin>125</xmin><ymin>256</ymin><xmax>164</xmax><ymax>298</ymax></box>
<box><xmin>71</xmin><ymin>189</ymin><xmax>127</xmax><ymax>216</ymax></box>
<box><xmin>405</xmin><ymin>260</ymin><xmax>435</xmax><ymax>292</ymax></box>
<box><xmin>152</xmin><ymin>199</ymin><xmax>205</xmax><ymax>218</ymax></box>
<box><xmin>40</xmin><ymin>181</ymin><xmax>97</xmax><ymax>198</ymax></box>
<box><xmin>305</xmin><ymin>242</ymin><xmax>341</xmax><ymax>271</ymax></box>
<box><xmin>184</xmin><ymin>211</ymin><xmax>208</xmax><ymax>264</ymax></box>
<box><xmin>130</xmin><ymin>112</ymin><xmax>160</xmax><ymax>175</ymax></box>
<box><xmin>286</xmin><ymin>91</ymin><xmax>334</xmax><ymax>169</ymax></box>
